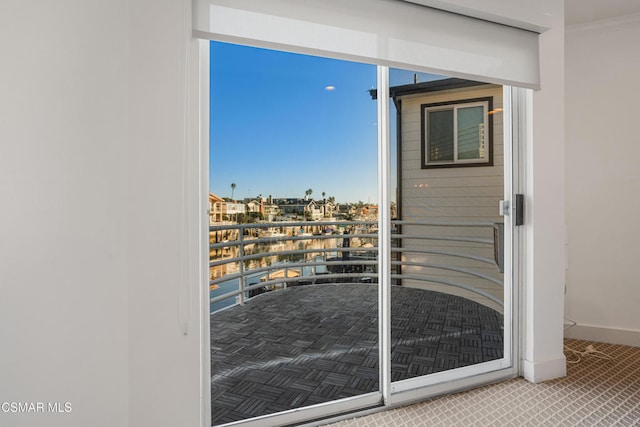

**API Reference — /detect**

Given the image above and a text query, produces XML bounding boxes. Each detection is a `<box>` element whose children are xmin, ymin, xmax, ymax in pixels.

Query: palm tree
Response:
<box><xmin>230</xmin><ymin>182</ymin><xmax>236</xmax><ymax>200</ymax></box>
<box><xmin>322</xmin><ymin>191</ymin><xmax>326</xmax><ymax>201</ymax></box>
<box><xmin>305</xmin><ymin>188</ymin><xmax>313</xmax><ymax>200</ymax></box>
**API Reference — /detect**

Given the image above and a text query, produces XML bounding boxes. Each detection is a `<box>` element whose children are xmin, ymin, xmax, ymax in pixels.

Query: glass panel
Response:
<box><xmin>457</xmin><ymin>106</ymin><xmax>484</xmax><ymax>160</ymax></box>
<box><xmin>209</xmin><ymin>41</ymin><xmax>378</xmax><ymax>425</ymax></box>
<box><xmin>389</xmin><ymin>67</ymin><xmax>507</xmax><ymax>384</ymax></box>
<box><xmin>428</xmin><ymin>109</ymin><xmax>454</xmax><ymax>162</ymax></box>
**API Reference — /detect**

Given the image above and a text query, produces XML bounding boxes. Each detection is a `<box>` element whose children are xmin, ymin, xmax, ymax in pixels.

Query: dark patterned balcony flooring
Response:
<box><xmin>210</xmin><ymin>284</ymin><xmax>503</xmax><ymax>425</ymax></box>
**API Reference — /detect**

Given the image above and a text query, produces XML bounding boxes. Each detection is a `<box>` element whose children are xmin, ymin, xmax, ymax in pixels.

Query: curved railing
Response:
<box><xmin>209</xmin><ymin>220</ymin><xmax>503</xmax><ymax>313</ymax></box>
<box><xmin>390</xmin><ymin>220</ymin><xmax>504</xmax><ymax>307</ymax></box>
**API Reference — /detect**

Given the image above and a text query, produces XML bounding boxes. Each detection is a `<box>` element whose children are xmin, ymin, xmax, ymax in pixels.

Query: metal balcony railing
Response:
<box><xmin>209</xmin><ymin>220</ymin><xmax>503</xmax><ymax>314</ymax></box>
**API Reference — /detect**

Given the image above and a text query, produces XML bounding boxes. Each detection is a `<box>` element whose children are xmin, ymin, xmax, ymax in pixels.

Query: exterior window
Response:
<box><xmin>421</xmin><ymin>97</ymin><xmax>493</xmax><ymax>168</ymax></box>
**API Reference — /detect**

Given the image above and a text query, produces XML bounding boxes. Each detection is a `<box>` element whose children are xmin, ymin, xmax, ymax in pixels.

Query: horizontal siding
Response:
<box><xmin>400</xmin><ymin>240</ymin><xmax>495</xmax><ymax>252</ymax></box>
<box><xmin>400</xmin><ymin>196</ymin><xmax>499</xmax><ymax>207</ymax></box>
<box><xmin>402</xmin><ymin>175</ymin><xmax>503</xmax><ymax>189</ymax></box>
<box><xmin>400</xmin><ymin>186</ymin><xmax>503</xmax><ymax>198</ymax></box>
<box><xmin>401</xmin><ymin>207</ymin><xmax>501</xmax><ymax>218</ymax></box>
<box><xmin>398</xmin><ymin>84</ymin><xmax>505</xmax><ymax>308</ymax></box>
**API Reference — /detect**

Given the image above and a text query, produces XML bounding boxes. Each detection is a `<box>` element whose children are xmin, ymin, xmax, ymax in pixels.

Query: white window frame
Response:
<box><xmin>422</xmin><ymin>99</ymin><xmax>492</xmax><ymax>168</ymax></box>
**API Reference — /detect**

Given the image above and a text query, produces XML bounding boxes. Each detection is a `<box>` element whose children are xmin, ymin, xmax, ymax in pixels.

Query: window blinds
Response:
<box><xmin>192</xmin><ymin>0</ymin><xmax>540</xmax><ymax>89</ymax></box>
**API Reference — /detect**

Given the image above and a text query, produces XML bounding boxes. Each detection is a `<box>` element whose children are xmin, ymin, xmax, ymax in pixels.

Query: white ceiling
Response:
<box><xmin>565</xmin><ymin>0</ymin><xmax>640</xmax><ymax>26</ymax></box>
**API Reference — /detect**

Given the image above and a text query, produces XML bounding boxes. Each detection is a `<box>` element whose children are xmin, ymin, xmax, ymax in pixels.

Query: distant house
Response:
<box><xmin>317</xmin><ymin>200</ymin><xmax>336</xmax><ymax>218</ymax></box>
<box><xmin>275</xmin><ymin>198</ymin><xmax>322</xmax><ymax>220</ymax></box>
<box><xmin>208</xmin><ymin>193</ymin><xmax>238</xmax><ymax>244</ymax></box>
<box><xmin>275</xmin><ymin>198</ymin><xmax>305</xmax><ymax>218</ymax></box>
<box><xmin>306</xmin><ymin>201</ymin><xmax>323</xmax><ymax>221</ymax></box>
<box><xmin>332</xmin><ymin>203</ymin><xmax>351</xmax><ymax>219</ymax></box>
<box><xmin>224</xmin><ymin>202</ymin><xmax>245</xmax><ymax>221</ymax></box>
<box><xmin>263</xmin><ymin>203</ymin><xmax>280</xmax><ymax>222</ymax></box>
<box><xmin>373</xmin><ymin>78</ymin><xmax>504</xmax><ymax>308</ymax></box>
<box><xmin>209</xmin><ymin>193</ymin><xmax>225</xmax><ymax>225</ymax></box>
<box><xmin>209</xmin><ymin>193</ymin><xmax>248</xmax><ymax>224</ymax></box>
<box><xmin>246</xmin><ymin>200</ymin><xmax>262</xmax><ymax>214</ymax></box>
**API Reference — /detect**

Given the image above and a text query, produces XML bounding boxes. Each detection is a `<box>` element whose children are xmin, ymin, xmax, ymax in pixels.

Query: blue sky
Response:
<box><xmin>209</xmin><ymin>41</ymin><xmax>442</xmax><ymax>204</ymax></box>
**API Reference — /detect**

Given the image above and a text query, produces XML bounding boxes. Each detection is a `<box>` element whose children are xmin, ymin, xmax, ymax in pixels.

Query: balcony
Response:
<box><xmin>209</xmin><ymin>221</ymin><xmax>504</xmax><ymax>424</ymax></box>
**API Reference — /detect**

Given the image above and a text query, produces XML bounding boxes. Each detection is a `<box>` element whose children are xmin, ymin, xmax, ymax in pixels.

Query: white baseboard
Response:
<box><xmin>522</xmin><ymin>355</ymin><xmax>566</xmax><ymax>383</ymax></box>
<box><xmin>564</xmin><ymin>325</ymin><xmax>640</xmax><ymax>347</ymax></box>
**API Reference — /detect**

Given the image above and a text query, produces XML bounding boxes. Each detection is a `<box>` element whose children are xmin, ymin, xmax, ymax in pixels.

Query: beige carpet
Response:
<box><xmin>327</xmin><ymin>339</ymin><xmax>640</xmax><ymax>426</ymax></box>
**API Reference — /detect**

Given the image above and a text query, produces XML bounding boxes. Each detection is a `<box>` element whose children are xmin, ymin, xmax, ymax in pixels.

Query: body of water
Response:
<box><xmin>210</xmin><ymin>231</ymin><xmax>379</xmax><ymax>314</ymax></box>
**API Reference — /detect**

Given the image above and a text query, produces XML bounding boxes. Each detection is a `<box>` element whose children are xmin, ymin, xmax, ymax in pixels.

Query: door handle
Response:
<box><xmin>500</xmin><ymin>195</ymin><xmax>524</xmax><ymax>226</ymax></box>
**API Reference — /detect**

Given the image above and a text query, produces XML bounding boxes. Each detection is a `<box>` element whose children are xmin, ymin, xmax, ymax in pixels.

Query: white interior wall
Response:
<box><xmin>564</xmin><ymin>16</ymin><xmax>640</xmax><ymax>346</ymax></box>
<box><xmin>0</xmin><ymin>1</ymin><xmax>130</xmax><ymax>426</ymax></box>
<box><xmin>0</xmin><ymin>0</ymin><xmax>203</xmax><ymax>426</ymax></box>
<box><xmin>0</xmin><ymin>1</ymin><xmax>565</xmax><ymax>426</ymax></box>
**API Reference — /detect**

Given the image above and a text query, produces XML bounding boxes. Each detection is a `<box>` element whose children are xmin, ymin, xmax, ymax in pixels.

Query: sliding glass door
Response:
<box><xmin>208</xmin><ymin>42</ymin><xmax>382</xmax><ymax>425</ymax></box>
<box><xmin>207</xmin><ymin>44</ymin><xmax>517</xmax><ymax>426</ymax></box>
<box><xmin>385</xmin><ymin>68</ymin><xmax>513</xmax><ymax>400</ymax></box>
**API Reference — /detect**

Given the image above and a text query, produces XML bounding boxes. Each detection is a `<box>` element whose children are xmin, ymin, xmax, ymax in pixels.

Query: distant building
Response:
<box><xmin>224</xmin><ymin>202</ymin><xmax>245</xmax><ymax>219</ymax></box>
<box><xmin>209</xmin><ymin>193</ymin><xmax>225</xmax><ymax>225</ymax></box>
<box><xmin>275</xmin><ymin>198</ymin><xmax>334</xmax><ymax>221</ymax></box>
<box><xmin>246</xmin><ymin>200</ymin><xmax>262</xmax><ymax>214</ymax></box>
<box><xmin>318</xmin><ymin>200</ymin><xmax>336</xmax><ymax>218</ymax></box>
<box><xmin>263</xmin><ymin>203</ymin><xmax>280</xmax><ymax>222</ymax></box>
<box><xmin>275</xmin><ymin>198</ymin><xmax>316</xmax><ymax>220</ymax></box>
<box><xmin>209</xmin><ymin>196</ymin><xmax>340</xmax><ymax>222</ymax></box>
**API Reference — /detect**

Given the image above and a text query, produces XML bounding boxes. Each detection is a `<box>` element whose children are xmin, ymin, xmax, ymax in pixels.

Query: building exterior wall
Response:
<box><xmin>398</xmin><ymin>84</ymin><xmax>504</xmax><ymax>310</ymax></box>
